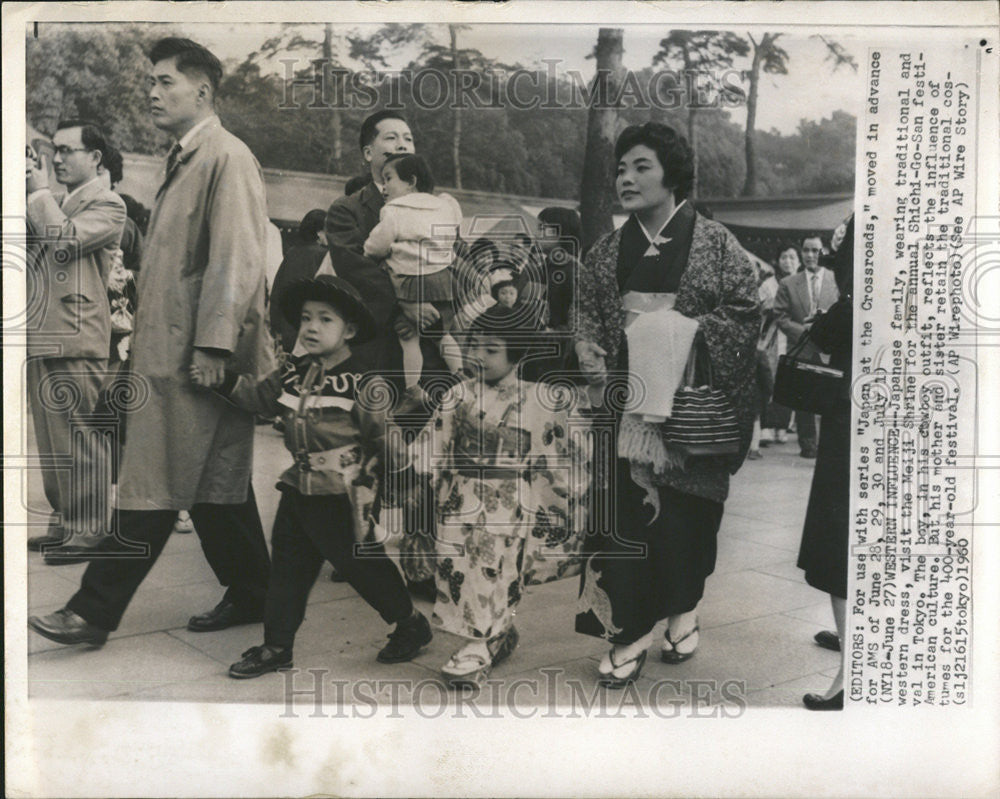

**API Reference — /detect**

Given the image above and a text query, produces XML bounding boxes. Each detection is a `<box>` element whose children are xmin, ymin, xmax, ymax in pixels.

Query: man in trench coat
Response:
<box><xmin>29</xmin><ymin>37</ymin><xmax>273</xmax><ymax>646</ymax></box>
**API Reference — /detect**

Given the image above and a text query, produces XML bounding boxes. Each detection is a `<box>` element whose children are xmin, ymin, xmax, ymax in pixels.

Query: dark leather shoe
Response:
<box><xmin>28</xmin><ymin>609</ymin><xmax>108</xmax><ymax>647</ymax></box>
<box><xmin>229</xmin><ymin>645</ymin><xmax>293</xmax><ymax>679</ymax></box>
<box><xmin>377</xmin><ymin>611</ymin><xmax>432</xmax><ymax>663</ymax></box>
<box><xmin>28</xmin><ymin>533</ymin><xmax>65</xmax><ymax>552</ymax></box>
<box><xmin>814</xmin><ymin>630</ymin><xmax>841</xmax><ymax>652</ymax></box>
<box><xmin>187</xmin><ymin>600</ymin><xmax>264</xmax><ymax>633</ymax></box>
<box><xmin>800</xmin><ymin>446</ymin><xmax>818</xmax><ymax>459</ymax></box>
<box><xmin>803</xmin><ymin>690</ymin><xmax>844</xmax><ymax>710</ymax></box>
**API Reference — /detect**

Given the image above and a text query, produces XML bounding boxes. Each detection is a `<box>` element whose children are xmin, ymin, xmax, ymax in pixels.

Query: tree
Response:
<box><xmin>741</xmin><ymin>33</ymin><xmax>856</xmax><ymax>196</ymax></box>
<box><xmin>740</xmin><ymin>33</ymin><xmax>788</xmax><ymax>197</ymax></box>
<box><xmin>578</xmin><ymin>28</ymin><xmax>626</xmax><ymax>251</ymax></box>
<box><xmin>247</xmin><ymin>23</ymin><xmax>347</xmax><ymax>171</ymax></box>
<box><xmin>652</xmin><ymin>31</ymin><xmax>750</xmax><ymax>198</ymax></box>
<box><xmin>26</xmin><ymin>23</ymin><xmax>175</xmax><ymax>154</ymax></box>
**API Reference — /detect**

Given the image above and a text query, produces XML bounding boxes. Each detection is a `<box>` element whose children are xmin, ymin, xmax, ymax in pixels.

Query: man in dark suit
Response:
<box><xmin>322</xmin><ymin>111</ymin><xmax>443</xmax><ymax>599</ymax></box>
<box><xmin>25</xmin><ymin>120</ymin><xmax>126</xmax><ymax>557</ymax></box>
<box><xmin>774</xmin><ymin>234</ymin><xmax>840</xmax><ymax>458</ymax></box>
<box><xmin>322</xmin><ymin>110</ymin><xmax>445</xmax><ymax>377</ymax></box>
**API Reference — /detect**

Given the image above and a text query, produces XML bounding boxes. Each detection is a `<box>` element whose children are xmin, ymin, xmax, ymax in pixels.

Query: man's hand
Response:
<box><xmin>26</xmin><ymin>153</ymin><xmax>49</xmax><ymax>194</ymax></box>
<box><xmin>190</xmin><ymin>349</ymin><xmax>227</xmax><ymax>389</ymax></box>
<box><xmin>575</xmin><ymin>340</ymin><xmax>608</xmax><ymax>386</ymax></box>
<box><xmin>398</xmin><ymin>301</ymin><xmax>440</xmax><ymax>332</ymax></box>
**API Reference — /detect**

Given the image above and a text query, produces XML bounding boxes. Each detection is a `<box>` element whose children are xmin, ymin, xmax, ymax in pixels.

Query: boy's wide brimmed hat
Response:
<box><xmin>280</xmin><ymin>275</ymin><xmax>378</xmax><ymax>344</ymax></box>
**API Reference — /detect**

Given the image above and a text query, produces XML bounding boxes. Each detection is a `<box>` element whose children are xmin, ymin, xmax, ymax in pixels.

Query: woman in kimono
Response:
<box><xmin>573</xmin><ymin>122</ymin><xmax>760</xmax><ymax>688</ymax></box>
<box><xmin>405</xmin><ymin>304</ymin><xmax>590</xmax><ymax>688</ymax></box>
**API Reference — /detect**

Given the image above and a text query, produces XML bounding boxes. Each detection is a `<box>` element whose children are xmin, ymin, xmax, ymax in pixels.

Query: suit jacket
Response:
<box><xmin>773</xmin><ymin>268</ymin><xmax>839</xmax><ymax>361</ymax></box>
<box><xmin>117</xmin><ymin>117</ymin><xmax>275</xmax><ymax>509</ymax></box>
<box><xmin>576</xmin><ymin>213</ymin><xmax>761</xmax><ymax>503</ymax></box>
<box><xmin>26</xmin><ymin>180</ymin><xmax>126</xmax><ymax>359</ymax></box>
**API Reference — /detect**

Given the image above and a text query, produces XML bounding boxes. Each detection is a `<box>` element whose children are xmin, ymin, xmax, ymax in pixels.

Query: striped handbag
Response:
<box><xmin>661</xmin><ymin>341</ymin><xmax>740</xmax><ymax>457</ymax></box>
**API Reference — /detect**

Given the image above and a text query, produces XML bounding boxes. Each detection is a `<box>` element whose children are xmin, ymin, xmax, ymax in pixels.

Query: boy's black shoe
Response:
<box><xmin>377</xmin><ymin>610</ymin><xmax>432</xmax><ymax>663</ymax></box>
<box><xmin>228</xmin><ymin>645</ymin><xmax>293</xmax><ymax>679</ymax></box>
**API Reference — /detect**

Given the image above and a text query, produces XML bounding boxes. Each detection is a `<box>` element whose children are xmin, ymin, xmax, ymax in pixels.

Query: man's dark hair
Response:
<box><xmin>359</xmin><ymin>110</ymin><xmax>408</xmax><ymax>150</ymax></box>
<box><xmin>149</xmin><ymin>37</ymin><xmax>223</xmax><ymax>95</ymax></box>
<box><xmin>614</xmin><ymin>122</ymin><xmax>695</xmax><ymax>203</ymax></box>
<box><xmin>383</xmin><ymin>153</ymin><xmax>433</xmax><ymax>194</ymax></box>
<box><xmin>801</xmin><ymin>232</ymin><xmax>825</xmax><ymax>247</ymax></box>
<box><xmin>102</xmin><ymin>145</ymin><xmax>124</xmax><ymax>187</ymax></box>
<box><xmin>56</xmin><ymin>119</ymin><xmax>109</xmax><ymax>169</ymax></box>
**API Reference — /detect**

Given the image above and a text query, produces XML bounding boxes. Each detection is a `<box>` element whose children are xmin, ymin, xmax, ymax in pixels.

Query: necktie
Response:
<box><xmin>165</xmin><ymin>143</ymin><xmax>182</xmax><ymax>180</ymax></box>
<box><xmin>810</xmin><ymin>273</ymin><xmax>820</xmax><ymax>315</ymax></box>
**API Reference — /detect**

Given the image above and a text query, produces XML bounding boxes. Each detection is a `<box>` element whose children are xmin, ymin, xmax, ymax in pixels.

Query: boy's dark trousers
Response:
<box><xmin>264</xmin><ymin>487</ymin><xmax>414</xmax><ymax>649</ymax></box>
<box><xmin>66</xmin><ymin>481</ymin><xmax>270</xmax><ymax>631</ymax></box>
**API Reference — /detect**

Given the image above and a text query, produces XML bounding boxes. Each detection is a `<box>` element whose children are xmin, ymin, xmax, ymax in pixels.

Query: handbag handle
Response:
<box><xmin>682</xmin><ymin>335</ymin><xmax>714</xmax><ymax>389</ymax></box>
<box><xmin>786</xmin><ymin>322</ymin><xmax>818</xmax><ymax>359</ymax></box>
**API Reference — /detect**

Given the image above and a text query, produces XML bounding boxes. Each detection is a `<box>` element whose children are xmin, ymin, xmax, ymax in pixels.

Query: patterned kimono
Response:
<box><xmin>410</xmin><ymin>372</ymin><xmax>591</xmax><ymax>640</ymax></box>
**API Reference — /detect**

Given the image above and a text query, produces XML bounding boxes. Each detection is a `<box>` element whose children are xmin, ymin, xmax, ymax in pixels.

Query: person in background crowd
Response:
<box><xmin>573</xmin><ymin>122</ymin><xmax>759</xmax><ymax>687</ymax></box>
<box><xmin>99</xmin><ymin>146</ymin><xmax>144</xmax><ymax>274</ymax></box>
<box><xmin>749</xmin><ymin>256</ymin><xmax>780</xmax><ymax>460</ymax></box>
<box><xmin>28</xmin><ymin>37</ymin><xmax>272</xmax><ymax>647</ymax></box>
<box><xmin>760</xmin><ymin>242</ymin><xmax>802</xmax><ymax>447</ymax></box>
<box><xmin>773</xmin><ymin>235</ymin><xmax>839</xmax><ymax>459</ymax></box>
<box><xmin>269</xmin><ymin>209</ymin><xmax>330</xmax><ymax>353</ymax></box>
<box><xmin>401</xmin><ymin>304</ymin><xmax>590</xmax><ymax>688</ymax></box>
<box><xmin>798</xmin><ymin>216</ymin><xmax>854</xmax><ymax>711</ymax></box>
<box><xmin>24</xmin><ymin>120</ymin><xmax>126</xmax><ymax>560</ymax></box>
<box><xmin>536</xmin><ymin>207</ymin><xmax>582</xmax><ymax>333</ymax></box>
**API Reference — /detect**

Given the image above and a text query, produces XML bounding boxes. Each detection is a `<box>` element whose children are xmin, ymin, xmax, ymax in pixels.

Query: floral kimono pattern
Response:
<box><xmin>411</xmin><ymin>373</ymin><xmax>591</xmax><ymax>640</ymax></box>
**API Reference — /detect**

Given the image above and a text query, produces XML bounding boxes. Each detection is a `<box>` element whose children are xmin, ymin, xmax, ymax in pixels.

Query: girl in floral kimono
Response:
<box><xmin>403</xmin><ymin>304</ymin><xmax>590</xmax><ymax>687</ymax></box>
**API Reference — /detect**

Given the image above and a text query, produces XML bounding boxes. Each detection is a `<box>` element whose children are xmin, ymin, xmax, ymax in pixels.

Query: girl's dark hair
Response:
<box><xmin>383</xmin><ymin>153</ymin><xmax>434</xmax><ymax>193</ymax></box>
<box><xmin>775</xmin><ymin>242</ymin><xmax>804</xmax><ymax>275</ymax></box>
<box><xmin>614</xmin><ymin>122</ymin><xmax>695</xmax><ymax>203</ymax></box>
<box><xmin>470</xmin><ymin>303</ymin><xmax>538</xmax><ymax>364</ymax></box>
<box><xmin>490</xmin><ymin>279</ymin><xmax>517</xmax><ymax>302</ymax></box>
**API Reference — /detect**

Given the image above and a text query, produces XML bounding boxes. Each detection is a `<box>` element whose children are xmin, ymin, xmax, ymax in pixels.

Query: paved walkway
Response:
<box><xmin>24</xmin><ymin>425</ymin><xmax>840</xmax><ymax>712</ymax></box>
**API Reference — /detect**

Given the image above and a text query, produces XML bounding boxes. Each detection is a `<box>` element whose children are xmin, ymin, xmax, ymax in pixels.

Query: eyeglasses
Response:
<box><xmin>53</xmin><ymin>146</ymin><xmax>91</xmax><ymax>157</ymax></box>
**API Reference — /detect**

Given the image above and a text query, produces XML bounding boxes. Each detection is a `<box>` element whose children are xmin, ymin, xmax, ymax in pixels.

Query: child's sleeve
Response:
<box><xmin>363</xmin><ymin>206</ymin><xmax>397</xmax><ymax>260</ymax></box>
<box><xmin>354</xmin><ymin>375</ymin><xmax>392</xmax><ymax>466</ymax></box>
<box><xmin>407</xmin><ymin>383</ymin><xmax>459</xmax><ymax>476</ymax></box>
<box><xmin>217</xmin><ymin>368</ymin><xmax>284</xmax><ymax>417</ymax></box>
<box><xmin>527</xmin><ymin>396</ymin><xmax>593</xmax><ymax>543</ymax></box>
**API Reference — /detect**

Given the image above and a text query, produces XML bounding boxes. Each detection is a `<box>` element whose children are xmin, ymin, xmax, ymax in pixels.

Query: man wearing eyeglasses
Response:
<box><xmin>25</xmin><ymin>120</ymin><xmax>126</xmax><ymax>557</ymax></box>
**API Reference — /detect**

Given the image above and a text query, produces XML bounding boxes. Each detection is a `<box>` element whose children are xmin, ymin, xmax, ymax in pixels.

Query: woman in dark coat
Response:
<box><xmin>573</xmin><ymin>123</ymin><xmax>760</xmax><ymax>687</ymax></box>
<box><xmin>798</xmin><ymin>215</ymin><xmax>854</xmax><ymax>710</ymax></box>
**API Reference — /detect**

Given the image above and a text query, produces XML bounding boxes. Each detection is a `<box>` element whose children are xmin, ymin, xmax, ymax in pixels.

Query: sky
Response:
<box><xmin>180</xmin><ymin>22</ymin><xmax>866</xmax><ymax>136</ymax></box>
